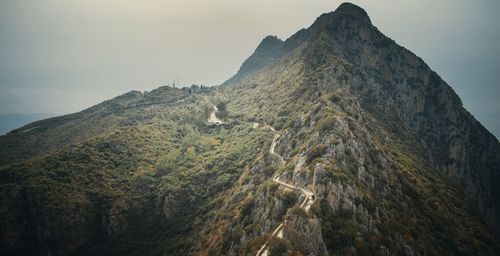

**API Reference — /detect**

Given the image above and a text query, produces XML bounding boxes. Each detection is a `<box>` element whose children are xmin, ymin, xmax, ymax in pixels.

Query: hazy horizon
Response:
<box><xmin>1</xmin><ymin>0</ymin><xmax>499</xmax><ymax>137</ymax></box>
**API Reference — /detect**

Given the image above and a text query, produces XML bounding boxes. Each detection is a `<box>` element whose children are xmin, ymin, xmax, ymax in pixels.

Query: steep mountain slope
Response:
<box><xmin>193</xmin><ymin>3</ymin><xmax>500</xmax><ymax>255</ymax></box>
<box><xmin>231</xmin><ymin>1</ymin><xmax>500</xmax><ymax>229</ymax></box>
<box><xmin>1</xmin><ymin>2</ymin><xmax>499</xmax><ymax>256</ymax></box>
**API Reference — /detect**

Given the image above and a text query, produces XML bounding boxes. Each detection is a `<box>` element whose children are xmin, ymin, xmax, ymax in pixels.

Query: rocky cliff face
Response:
<box><xmin>291</xmin><ymin>3</ymin><xmax>500</xmax><ymax>228</ymax></box>
<box><xmin>1</xmin><ymin>2</ymin><xmax>499</xmax><ymax>256</ymax></box>
<box><xmin>208</xmin><ymin>2</ymin><xmax>499</xmax><ymax>255</ymax></box>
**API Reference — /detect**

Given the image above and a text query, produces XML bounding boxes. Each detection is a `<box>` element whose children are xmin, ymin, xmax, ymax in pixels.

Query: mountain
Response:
<box><xmin>0</xmin><ymin>113</ymin><xmax>54</xmax><ymax>135</ymax></box>
<box><xmin>1</xmin><ymin>3</ymin><xmax>499</xmax><ymax>256</ymax></box>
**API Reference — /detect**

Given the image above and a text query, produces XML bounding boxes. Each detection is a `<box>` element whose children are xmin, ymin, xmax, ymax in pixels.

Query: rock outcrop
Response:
<box><xmin>1</xmin><ymin>2</ymin><xmax>499</xmax><ymax>256</ymax></box>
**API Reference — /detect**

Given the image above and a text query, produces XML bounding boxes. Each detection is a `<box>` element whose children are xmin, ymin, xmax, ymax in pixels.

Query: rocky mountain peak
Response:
<box><xmin>223</xmin><ymin>35</ymin><xmax>285</xmax><ymax>84</ymax></box>
<box><xmin>334</xmin><ymin>2</ymin><xmax>371</xmax><ymax>21</ymax></box>
<box><xmin>2</xmin><ymin>3</ymin><xmax>500</xmax><ymax>256</ymax></box>
<box><xmin>254</xmin><ymin>35</ymin><xmax>284</xmax><ymax>53</ymax></box>
<box><xmin>311</xmin><ymin>2</ymin><xmax>372</xmax><ymax>30</ymax></box>
<box><xmin>225</xmin><ymin>3</ymin><xmax>374</xmax><ymax>85</ymax></box>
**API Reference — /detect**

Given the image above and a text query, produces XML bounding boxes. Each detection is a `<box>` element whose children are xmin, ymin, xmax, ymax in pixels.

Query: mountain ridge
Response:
<box><xmin>1</xmin><ymin>2</ymin><xmax>499</xmax><ymax>256</ymax></box>
<box><xmin>226</xmin><ymin>2</ymin><xmax>500</xmax><ymax>229</ymax></box>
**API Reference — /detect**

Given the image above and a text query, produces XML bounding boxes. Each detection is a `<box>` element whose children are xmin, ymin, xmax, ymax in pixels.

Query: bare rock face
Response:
<box><xmin>300</xmin><ymin>2</ymin><xmax>500</xmax><ymax>228</ymax></box>
<box><xmin>213</xmin><ymin>2</ymin><xmax>500</xmax><ymax>255</ymax></box>
<box><xmin>250</xmin><ymin>0</ymin><xmax>500</xmax><ymax>229</ymax></box>
<box><xmin>1</xmin><ymin>2</ymin><xmax>499</xmax><ymax>256</ymax></box>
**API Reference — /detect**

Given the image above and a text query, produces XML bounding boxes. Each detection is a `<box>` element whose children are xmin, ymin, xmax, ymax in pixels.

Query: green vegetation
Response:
<box><xmin>268</xmin><ymin>237</ymin><xmax>292</xmax><ymax>256</ymax></box>
<box><xmin>215</xmin><ymin>102</ymin><xmax>229</xmax><ymax>121</ymax></box>
<box><xmin>0</xmin><ymin>90</ymin><xmax>274</xmax><ymax>255</ymax></box>
<box><xmin>312</xmin><ymin>199</ymin><xmax>357</xmax><ymax>254</ymax></box>
<box><xmin>321</xmin><ymin>163</ymin><xmax>354</xmax><ymax>184</ymax></box>
<box><xmin>316</xmin><ymin>115</ymin><xmax>336</xmax><ymax>134</ymax></box>
<box><xmin>289</xmin><ymin>205</ymin><xmax>309</xmax><ymax>219</ymax></box>
<box><xmin>306</xmin><ymin>144</ymin><xmax>327</xmax><ymax>165</ymax></box>
<box><xmin>280</xmin><ymin>190</ymin><xmax>299</xmax><ymax>210</ymax></box>
<box><xmin>1</xmin><ymin>7</ymin><xmax>499</xmax><ymax>255</ymax></box>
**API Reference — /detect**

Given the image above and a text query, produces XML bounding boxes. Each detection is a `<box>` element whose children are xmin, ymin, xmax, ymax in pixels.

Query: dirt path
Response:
<box><xmin>256</xmin><ymin>126</ymin><xmax>315</xmax><ymax>256</ymax></box>
<box><xmin>207</xmin><ymin>105</ymin><xmax>223</xmax><ymax>124</ymax></box>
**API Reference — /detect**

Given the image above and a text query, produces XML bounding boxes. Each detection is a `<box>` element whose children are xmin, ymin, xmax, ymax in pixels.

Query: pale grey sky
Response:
<box><xmin>0</xmin><ymin>0</ymin><xmax>499</xmax><ymax>137</ymax></box>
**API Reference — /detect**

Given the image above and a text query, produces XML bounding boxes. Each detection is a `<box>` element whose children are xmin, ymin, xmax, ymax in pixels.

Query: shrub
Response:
<box><xmin>263</xmin><ymin>165</ymin><xmax>275</xmax><ymax>177</ymax></box>
<box><xmin>240</xmin><ymin>196</ymin><xmax>255</xmax><ymax>217</ymax></box>
<box><xmin>306</xmin><ymin>144</ymin><xmax>327</xmax><ymax>165</ymax></box>
<box><xmin>289</xmin><ymin>205</ymin><xmax>309</xmax><ymax>219</ymax></box>
<box><xmin>216</xmin><ymin>102</ymin><xmax>229</xmax><ymax>120</ymax></box>
<box><xmin>316</xmin><ymin>115</ymin><xmax>336</xmax><ymax>134</ymax></box>
<box><xmin>268</xmin><ymin>237</ymin><xmax>291</xmax><ymax>256</ymax></box>
<box><xmin>315</xmin><ymin>199</ymin><xmax>357</xmax><ymax>253</ymax></box>
<box><xmin>329</xmin><ymin>93</ymin><xmax>342</xmax><ymax>104</ymax></box>
<box><xmin>184</xmin><ymin>146</ymin><xmax>196</xmax><ymax>161</ymax></box>
<box><xmin>273</xmin><ymin>116</ymin><xmax>288</xmax><ymax>131</ymax></box>
<box><xmin>280</xmin><ymin>190</ymin><xmax>298</xmax><ymax>209</ymax></box>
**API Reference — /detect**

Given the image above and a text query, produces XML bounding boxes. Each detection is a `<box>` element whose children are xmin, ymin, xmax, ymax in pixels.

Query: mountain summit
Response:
<box><xmin>1</xmin><ymin>3</ymin><xmax>499</xmax><ymax>256</ymax></box>
<box><xmin>315</xmin><ymin>2</ymin><xmax>372</xmax><ymax>25</ymax></box>
<box><xmin>225</xmin><ymin>35</ymin><xmax>285</xmax><ymax>84</ymax></box>
<box><xmin>226</xmin><ymin>2</ymin><xmax>379</xmax><ymax>85</ymax></box>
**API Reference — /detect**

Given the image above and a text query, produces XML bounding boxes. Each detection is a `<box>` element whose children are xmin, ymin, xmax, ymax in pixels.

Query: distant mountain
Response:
<box><xmin>1</xmin><ymin>3</ymin><xmax>499</xmax><ymax>256</ymax></box>
<box><xmin>0</xmin><ymin>113</ymin><xmax>54</xmax><ymax>135</ymax></box>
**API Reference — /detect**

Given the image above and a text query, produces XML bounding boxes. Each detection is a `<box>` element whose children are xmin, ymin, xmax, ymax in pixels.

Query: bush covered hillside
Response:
<box><xmin>1</xmin><ymin>3</ymin><xmax>499</xmax><ymax>256</ymax></box>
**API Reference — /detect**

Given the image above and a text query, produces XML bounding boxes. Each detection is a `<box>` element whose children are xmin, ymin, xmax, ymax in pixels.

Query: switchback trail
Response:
<box><xmin>256</xmin><ymin>126</ymin><xmax>315</xmax><ymax>256</ymax></box>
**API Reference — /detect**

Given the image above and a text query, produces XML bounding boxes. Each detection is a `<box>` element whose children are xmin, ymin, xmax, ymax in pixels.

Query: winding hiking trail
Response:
<box><xmin>256</xmin><ymin>127</ymin><xmax>316</xmax><ymax>256</ymax></box>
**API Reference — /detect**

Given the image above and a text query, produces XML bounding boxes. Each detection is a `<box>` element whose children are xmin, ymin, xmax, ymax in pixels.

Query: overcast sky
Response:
<box><xmin>0</xmin><ymin>0</ymin><xmax>499</xmax><ymax>137</ymax></box>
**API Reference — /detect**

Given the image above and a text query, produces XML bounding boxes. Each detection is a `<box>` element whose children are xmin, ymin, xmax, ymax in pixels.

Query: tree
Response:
<box><xmin>185</xmin><ymin>146</ymin><xmax>196</xmax><ymax>161</ymax></box>
<box><xmin>268</xmin><ymin>237</ymin><xmax>291</xmax><ymax>255</ymax></box>
<box><xmin>216</xmin><ymin>102</ymin><xmax>229</xmax><ymax>121</ymax></box>
<box><xmin>156</xmin><ymin>148</ymin><xmax>182</xmax><ymax>175</ymax></box>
